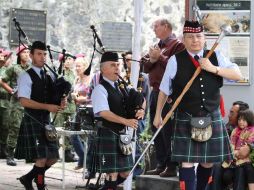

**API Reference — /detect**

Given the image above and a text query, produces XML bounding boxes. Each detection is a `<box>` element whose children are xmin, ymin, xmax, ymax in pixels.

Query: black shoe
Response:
<box><xmin>6</xmin><ymin>147</ymin><xmax>17</xmax><ymax>166</ymax></box>
<box><xmin>37</xmin><ymin>185</ymin><xmax>48</xmax><ymax>190</ymax></box>
<box><xmin>7</xmin><ymin>157</ymin><xmax>17</xmax><ymax>166</ymax></box>
<box><xmin>98</xmin><ymin>180</ymin><xmax>117</xmax><ymax>190</ymax></box>
<box><xmin>18</xmin><ymin>175</ymin><xmax>34</xmax><ymax>190</ymax></box>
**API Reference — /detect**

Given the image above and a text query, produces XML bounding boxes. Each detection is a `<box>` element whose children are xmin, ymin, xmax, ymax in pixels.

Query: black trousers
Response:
<box><xmin>149</xmin><ymin>90</ymin><xmax>177</xmax><ymax>169</ymax></box>
<box><xmin>206</xmin><ymin>163</ymin><xmax>249</xmax><ymax>190</ymax></box>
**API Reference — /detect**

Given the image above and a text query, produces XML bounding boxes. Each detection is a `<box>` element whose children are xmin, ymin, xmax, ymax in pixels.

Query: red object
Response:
<box><xmin>58</xmin><ymin>53</ymin><xmax>64</xmax><ymax>62</ymax></box>
<box><xmin>75</xmin><ymin>53</ymin><xmax>85</xmax><ymax>58</ymax></box>
<box><xmin>37</xmin><ymin>174</ymin><xmax>44</xmax><ymax>185</ymax></box>
<box><xmin>220</xmin><ymin>95</ymin><xmax>226</xmax><ymax>117</ymax></box>
<box><xmin>208</xmin><ymin>176</ymin><xmax>213</xmax><ymax>184</ymax></box>
<box><xmin>183</xmin><ymin>26</ymin><xmax>203</xmax><ymax>33</ymax></box>
<box><xmin>189</xmin><ymin>54</ymin><xmax>200</xmax><ymax>68</ymax></box>
<box><xmin>3</xmin><ymin>50</ymin><xmax>11</xmax><ymax>57</ymax></box>
<box><xmin>179</xmin><ymin>181</ymin><xmax>186</xmax><ymax>190</ymax></box>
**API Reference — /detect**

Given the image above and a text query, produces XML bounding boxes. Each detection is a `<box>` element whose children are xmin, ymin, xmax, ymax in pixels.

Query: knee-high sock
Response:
<box><xmin>179</xmin><ymin>167</ymin><xmax>195</xmax><ymax>190</ymax></box>
<box><xmin>24</xmin><ymin>165</ymin><xmax>38</xmax><ymax>182</ymax></box>
<box><xmin>196</xmin><ymin>164</ymin><xmax>212</xmax><ymax>190</ymax></box>
<box><xmin>34</xmin><ymin>166</ymin><xmax>46</xmax><ymax>190</ymax></box>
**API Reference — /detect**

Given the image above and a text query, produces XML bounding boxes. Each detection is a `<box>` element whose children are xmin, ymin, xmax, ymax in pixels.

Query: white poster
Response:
<box><xmin>206</xmin><ymin>36</ymin><xmax>250</xmax><ymax>84</ymax></box>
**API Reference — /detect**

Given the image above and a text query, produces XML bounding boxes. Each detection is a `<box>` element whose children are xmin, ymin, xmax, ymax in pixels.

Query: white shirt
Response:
<box><xmin>91</xmin><ymin>76</ymin><xmax>116</xmax><ymax>116</ymax></box>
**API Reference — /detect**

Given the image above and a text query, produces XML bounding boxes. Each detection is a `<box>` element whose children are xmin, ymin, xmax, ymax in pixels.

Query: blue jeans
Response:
<box><xmin>70</xmin><ymin>135</ymin><xmax>84</xmax><ymax>166</ymax></box>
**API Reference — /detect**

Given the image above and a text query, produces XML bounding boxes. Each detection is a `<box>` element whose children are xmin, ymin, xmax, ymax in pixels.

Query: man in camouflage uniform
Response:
<box><xmin>54</xmin><ymin>54</ymin><xmax>77</xmax><ymax>162</ymax></box>
<box><xmin>0</xmin><ymin>48</ymin><xmax>11</xmax><ymax>159</ymax></box>
<box><xmin>1</xmin><ymin>44</ymin><xmax>30</xmax><ymax>166</ymax></box>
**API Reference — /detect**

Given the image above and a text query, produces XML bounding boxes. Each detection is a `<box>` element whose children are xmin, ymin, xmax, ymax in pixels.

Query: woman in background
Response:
<box><xmin>71</xmin><ymin>55</ymin><xmax>91</xmax><ymax>170</ymax></box>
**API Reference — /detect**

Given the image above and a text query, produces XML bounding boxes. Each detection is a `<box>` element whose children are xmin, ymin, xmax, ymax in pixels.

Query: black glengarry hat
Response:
<box><xmin>31</xmin><ymin>41</ymin><xmax>47</xmax><ymax>51</ymax></box>
<box><xmin>100</xmin><ymin>51</ymin><xmax>118</xmax><ymax>63</ymax></box>
<box><xmin>183</xmin><ymin>20</ymin><xmax>203</xmax><ymax>34</ymax></box>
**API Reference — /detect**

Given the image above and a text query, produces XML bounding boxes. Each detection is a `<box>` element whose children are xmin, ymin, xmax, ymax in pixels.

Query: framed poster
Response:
<box><xmin>101</xmin><ymin>22</ymin><xmax>132</xmax><ymax>52</ymax></box>
<box><xmin>9</xmin><ymin>8</ymin><xmax>47</xmax><ymax>45</ymax></box>
<box><xmin>197</xmin><ymin>0</ymin><xmax>251</xmax><ymax>85</ymax></box>
<box><xmin>206</xmin><ymin>36</ymin><xmax>250</xmax><ymax>84</ymax></box>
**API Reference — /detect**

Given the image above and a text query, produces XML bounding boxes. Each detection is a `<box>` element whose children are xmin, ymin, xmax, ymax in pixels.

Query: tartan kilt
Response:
<box><xmin>14</xmin><ymin>115</ymin><xmax>59</xmax><ymax>162</ymax></box>
<box><xmin>94</xmin><ymin>127</ymin><xmax>133</xmax><ymax>173</ymax></box>
<box><xmin>171</xmin><ymin>108</ymin><xmax>233</xmax><ymax>163</ymax></box>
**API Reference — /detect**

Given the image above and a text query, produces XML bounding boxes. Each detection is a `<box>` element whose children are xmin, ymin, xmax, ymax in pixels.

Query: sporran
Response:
<box><xmin>190</xmin><ymin>116</ymin><xmax>212</xmax><ymax>142</ymax></box>
<box><xmin>45</xmin><ymin>123</ymin><xmax>58</xmax><ymax>142</ymax></box>
<box><xmin>119</xmin><ymin>133</ymin><xmax>133</xmax><ymax>155</ymax></box>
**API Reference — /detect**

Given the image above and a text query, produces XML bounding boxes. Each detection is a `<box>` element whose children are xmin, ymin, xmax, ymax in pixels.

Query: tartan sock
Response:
<box><xmin>179</xmin><ymin>167</ymin><xmax>195</xmax><ymax>190</ymax></box>
<box><xmin>196</xmin><ymin>164</ymin><xmax>212</xmax><ymax>190</ymax></box>
<box><xmin>116</xmin><ymin>174</ymin><xmax>126</xmax><ymax>185</ymax></box>
<box><xmin>34</xmin><ymin>166</ymin><xmax>46</xmax><ymax>190</ymax></box>
<box><xmin>24</xmin><ymin>165</ymin><xmax>40</xmax><ymax>181</ymax></box>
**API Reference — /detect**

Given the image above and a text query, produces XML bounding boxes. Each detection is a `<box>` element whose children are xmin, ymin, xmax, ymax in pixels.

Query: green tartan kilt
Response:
<box><xmin>14</xmin><ymin>115</ymin><xmax>59</xmax><ymax>162</ymax></box>
<box><xmin>171</xmin><ymin>108</ymin><xmax>233</xmax><ymax>163</ymax></box>
<box><xmin>95</xmin><ymin>128</ymin><xmax>133</xmax><ymax>173</ymax></box>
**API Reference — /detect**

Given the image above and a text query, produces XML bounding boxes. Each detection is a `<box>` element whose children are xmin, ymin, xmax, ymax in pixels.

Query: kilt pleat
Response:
<box><xmin>171</xmin><ymin>108</ymin><xmax>233</xmax><ymax>163</ymax></box>
<box><xmin>95</xmin><ymin>128</ymin><xmax>133</xmax><ymax>173</ymax></box>
<box><xmin>14</xmin><ymin>115</ymin><xmax>59</xmax><ymax>162</ymax></box>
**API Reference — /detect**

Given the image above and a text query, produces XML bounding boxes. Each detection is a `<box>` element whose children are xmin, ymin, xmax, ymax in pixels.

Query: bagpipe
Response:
<box><xmin>116</xmin><ymin>74</ymin><xmax>144</xmax><ymax>156</ymax></box>
<box><xmin>45</xmin><ymin>47</ymin><xmax>73</xmax><ymax>106</ymax></box>
<box><xmin>117</xmin><ymin>74</ymin><xmax>144</xmax><ymax>119</ymax></box>
<box><xmin>120</xmin><ymin>53</ymin><xmax>145</xmax><ymax>118</ymax></box>
<box><xmin>44</xmin><ymin>61</ymin><xmax>72</xmax><ymax>106</ymax></box>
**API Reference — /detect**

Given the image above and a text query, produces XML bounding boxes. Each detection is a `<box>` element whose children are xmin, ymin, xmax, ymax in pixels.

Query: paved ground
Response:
<box><xmin>0</xmin><ymin>158</ymin><xmax>97</xmax><ymax>190</ymax></box>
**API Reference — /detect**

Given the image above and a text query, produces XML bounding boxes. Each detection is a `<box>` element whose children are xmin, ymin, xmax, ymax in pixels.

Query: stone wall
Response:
<box><xmin>0</xmin><ymin>0</ymin><xmax>185</xmax><ymax>64</ymax></box>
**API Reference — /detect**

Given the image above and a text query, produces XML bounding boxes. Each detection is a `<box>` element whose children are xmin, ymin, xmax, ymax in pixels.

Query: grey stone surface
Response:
<box><xmin>136</xmin><ymin>175</ymin><xmax>180</xmax><ymax>190</ymax></box>
<box><xmin>0</xmin><ymin>159</ymin><xmax>95</xmax><ymax>190</ymax></box>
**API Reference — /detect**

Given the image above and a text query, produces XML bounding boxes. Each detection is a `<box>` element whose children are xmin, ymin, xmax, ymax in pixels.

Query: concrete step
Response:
<box><xmin>135</xmin><ymin>175</ymin><xmax>180</xmax><ymax>190</ymax></box>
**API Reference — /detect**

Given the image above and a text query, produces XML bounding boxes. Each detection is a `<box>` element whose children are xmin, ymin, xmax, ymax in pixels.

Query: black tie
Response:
<box><xmin>194</xmin><ymin>55</ymin><xmax>200</xmax><ymax>61</ymax></box>
<box><xmin>40</xmin><ymin>69</ymin><xmax>45</xmax><ymax>82</ymax></box>
<box><xmin>114</xmin><ymin>82</ymin><xmax>119</xmax><ymax>92</ymax></box>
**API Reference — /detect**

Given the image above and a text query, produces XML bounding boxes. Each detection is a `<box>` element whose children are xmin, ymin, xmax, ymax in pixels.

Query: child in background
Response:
<box><xmin>222</xmin><ymin>109</ymin><xmax>254</xmax><ymax>190</ymax></box>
